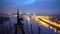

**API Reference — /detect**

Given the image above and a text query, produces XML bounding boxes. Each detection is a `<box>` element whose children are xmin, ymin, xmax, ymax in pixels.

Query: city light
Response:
<box><xmin>50</xmin><ymin>26</ymin><xmax>53</xmax><ymax>30</ymax></box>
<box><xmin>38</xmin><ymin>16</ymin><xmax>60</xmax><ymax>28</ymax></box>
<box><xmin>19</xmin><ymin>12</ymin><xmax>22</xmax><ymax>14</ymax></box>
<box><xmin>32</xmin><ymin>15</ymin><xmax>60</xmax><ymax>33</ymax></box>
<box><xmin>53</xmin><ymin>28</ymin><xmax>57</xmax><ymax>32</ymax></box>
<box><xmin>27</xmin><ymin>13</ymin><xmax>30</xmax><ymax>14</ymax></box>
<box><xmin>32</xmin><ymin>16</ymin><xmax>49</xmax><ymax>28</ymax></box>
<box><xmin>8</xmin><ymin>13</ymin><xmax>11</xmax><ymax>16</ymax></box>
<box><xmin>27</xmin><ymin>17</ymin><xmax>30</xmax><ymax>21</ymax></box>
<box><xmin>14</xmin><ymin>15</ymin><xmax>17</xmax><ymax>17</ymax></box>
<box><xmin>58</xmin><ymin>31</ymin><xmax>60</xmax><ymax>34</ymax></box>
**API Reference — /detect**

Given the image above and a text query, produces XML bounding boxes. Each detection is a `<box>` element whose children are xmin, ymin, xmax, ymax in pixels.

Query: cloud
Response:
<box><xmin>38</xmin><ymin>0</ymin><xmax>59</xmax><ymax>1</ymax></box>
<box><xmin>2</xmin><ymin>0</ymin><xmax>37</xmax><ymax>6</ymax></box>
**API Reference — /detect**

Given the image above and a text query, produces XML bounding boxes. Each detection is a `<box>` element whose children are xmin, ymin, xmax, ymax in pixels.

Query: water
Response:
<box><xmin>0</xmin><ymin>15</ymin><xmax>59</xmax><ymax>34</ymax></box>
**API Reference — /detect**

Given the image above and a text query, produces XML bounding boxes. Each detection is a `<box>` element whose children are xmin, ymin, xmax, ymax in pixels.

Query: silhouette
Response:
<box><xmin>14</xmin><ymin>10</ymin><xmax>25</xmax><ymax>34</ymax></box>
<box><xmin>38</xmin><ymin>26</ymin><xmax>41</xmax><ymax>34</ymax></box>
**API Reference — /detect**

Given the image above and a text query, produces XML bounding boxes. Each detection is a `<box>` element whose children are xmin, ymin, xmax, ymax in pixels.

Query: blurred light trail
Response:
<box><xmin>32</xmin><ymin>16</ymin><xmax>49</xmax><ymax>28</ymax></box>
<box><xmin>38</xmin><ymin>16</ymin><xmax>60</xmax><ymax>28</ymax></box>
<box><xmin>32</xmin><ymin>15</ymin><xmax>60</xmax><ymax>33</ymax></box>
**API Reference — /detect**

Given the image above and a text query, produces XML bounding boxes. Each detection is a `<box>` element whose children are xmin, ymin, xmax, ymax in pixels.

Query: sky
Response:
<box><xmin>0</xmin><ymin>0</ymin><xmax>60</xmax><ymax>14</ymax></box>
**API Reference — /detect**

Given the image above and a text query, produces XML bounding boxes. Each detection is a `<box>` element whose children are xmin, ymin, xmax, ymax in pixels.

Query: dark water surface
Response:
<box><xmin>0</xmin><ymin>15</ymin><xmax>59</xmax><ymax>34</ymax></box>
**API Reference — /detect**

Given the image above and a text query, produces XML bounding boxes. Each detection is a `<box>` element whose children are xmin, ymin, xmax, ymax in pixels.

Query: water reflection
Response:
<box><xmin>0</xmin><ymin>14</ymin><xmax>60</xmax><ymax>34</ymax></box>
<box><xmin>0</xmin><ymin>16</ymin><xmax>11</xmax><ymax>34</ymax></box>
<box><xmin>32</xmin><ymin>15</ymin><xmax>60</xmax><ymax>34</ymax></box>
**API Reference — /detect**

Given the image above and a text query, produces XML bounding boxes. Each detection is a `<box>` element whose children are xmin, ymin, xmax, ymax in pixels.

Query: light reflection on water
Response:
<box><xmin>0</xmin><ymin>15</ymin><xmax>60</xmax><ymax>34</ymax></box>
<box><xmin>32</xmin><ymin>15</ymin><xmax>59</xmax><ymax>34</ymax></box>
<box><xmin>31</xmin><ymin>15</ymin><xmax>60</xmax><ymax>34</ymax></box>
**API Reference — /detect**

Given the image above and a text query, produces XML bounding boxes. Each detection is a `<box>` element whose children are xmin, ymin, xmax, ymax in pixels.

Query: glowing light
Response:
<box><xmin>14</xmin><ymin>15</ymin><xmax>17</xmax><ymax>16</ymax></box>
<box><xmin>19</xmin><ymin>12</ymin><xmax>22</xmax><ymax>14</ymax></box>
<box><xmin>27</xmin><ymin>17</ymin><xmax>30</xmax><ymax>21</ymax></box>
<box><xmin>33</xmin><ymin>16</ymin><xmax>49</xmax><ymax>28</ymax></box>
<box><xmin>38</xmin><ymin>16</ymin><xmax>60</xmax><ymax>28</ymax></box>
<box><xmin>58</xmin><ymin>31</ymin><xmax>60</xmax><ymax>33</ymax></box>
<box><xmin>39</xmin><ymin>20</ymin><xmax>49</xmax><ymax>28</ymax></box>
<box><xmin>27</xmin><ymin>13</ymin><xmax>30</xmax><ymax>14</ymax></box>
<box><xmin>32</xmin><ymin>15</ymin><xmax>60</xmax><ymax>33</ymax></box>
<box><xmin>53</xmin><ymin>28</ymin><xmax>57</xmax><ymax>32</ymax></box>
<box><xmin>50</xmin><ymin>26</ymin><xmax>53</xmax><ymax>30</ymax></box>
<box><xmin>24</xmin><ymin>15</ymin><xmax>29</xmax><ymax>19</ymax></box>
<box><xmin>9</xmin><ymin>13</ymin><xmax>11</xmax><ymax>16</ymax></box>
